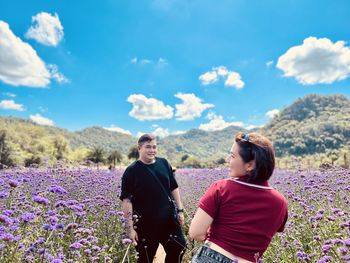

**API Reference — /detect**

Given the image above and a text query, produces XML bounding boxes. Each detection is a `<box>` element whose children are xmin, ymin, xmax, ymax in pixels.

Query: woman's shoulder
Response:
<box><xmin>209</xmin><ymin>179</ymin><xmax>236</xmax><ymax>190</ymax></box>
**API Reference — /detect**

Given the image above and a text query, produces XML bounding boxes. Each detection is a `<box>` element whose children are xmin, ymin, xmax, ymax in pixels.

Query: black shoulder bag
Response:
<box><xmin>141</xmin><ymin>161</ymin><xmax>178</xmax><ymax>221</ymax></box>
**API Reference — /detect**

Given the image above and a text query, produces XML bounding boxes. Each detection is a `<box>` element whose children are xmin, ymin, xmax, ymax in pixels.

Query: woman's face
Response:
<box><xmin>228</xmin><ymin>143</ymin><xmax>252</xmax><ymax>178</ymax></box>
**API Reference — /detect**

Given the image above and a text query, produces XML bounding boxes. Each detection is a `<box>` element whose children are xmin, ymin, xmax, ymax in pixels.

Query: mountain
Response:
<box><xmin>158</xmin><ymin>125</ymin><xmax>248</xmax><ymax>161</ymax></box>
<box><xmin>70</xmin><ymin>127</ymin><xmax>135</xmax><ymax>153</ymax></box>
<box><xmin>260</xmin><ymin>94</ymin><xmax>350</xmax><ymax>156</ymax></box>
<box><xmin>1</xmin><ymin>94</ymin><xmax>349</xmax><ymax>166</ymax></box>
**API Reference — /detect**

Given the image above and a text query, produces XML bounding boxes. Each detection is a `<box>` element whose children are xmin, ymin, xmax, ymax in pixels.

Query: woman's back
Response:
<box><xmin>198</xmin><ymin>178</ymin><xmax>288</xmax><ymax>262</ymax></box>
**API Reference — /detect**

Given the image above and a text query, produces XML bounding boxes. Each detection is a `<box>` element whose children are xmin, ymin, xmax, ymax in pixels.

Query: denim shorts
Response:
<box><xmin>190</xmin><ymin>245</ymin><xmax>238</xmax><ymax>263</ymax></box>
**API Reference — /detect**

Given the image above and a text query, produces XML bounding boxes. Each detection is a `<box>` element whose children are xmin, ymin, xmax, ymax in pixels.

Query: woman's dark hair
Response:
<box><xmin>235</xmin><ymin>132</ymin><xmax>275</xmax><ymax>182</ymax></box>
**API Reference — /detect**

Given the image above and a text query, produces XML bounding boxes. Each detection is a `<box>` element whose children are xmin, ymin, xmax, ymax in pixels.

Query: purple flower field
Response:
<box><xmin>0</xmin><ymin>165</ymin><xmax>349</xmax><ymax>262</ymax></box>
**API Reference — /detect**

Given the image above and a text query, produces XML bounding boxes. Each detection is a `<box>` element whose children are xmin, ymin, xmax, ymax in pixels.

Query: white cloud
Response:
<box><xmin>3</xmin><ymin>92</ymin><xmax>16</xmax><ymax>97</ymax></box>
<box><xmin>0</xmin><ymin>21</ymin><xmax>50</xmax><ymax>87</ymax></box>
<box><xmin>175</xmin><ymin>93</ymin><xmax>214</xmax><ymax>121</ymax></box>
<box><xmin>127</xmin><ymin>94</ymin><xmax>174</xmax><ymax>121</ymax></box>
<box><xmin>277</xmin><ymin>37</ymin><xmax>350</xmax><ymax>85</ymax></box>
<box><xmin>173</xmin><ymin>130</ymin><xmax>186</xmax><ymax>135</ymax></box>
<box><xmin>266</xmin><ymin>109</ymin><xmax>280</xmax><ymax>118</ymax></box>
<box><xmin>140</xmin><ymin>59</ymin><xmax>151</xmax><ymax>65</ymax></box>
<box><xmin>158</xmin><ymin>57</ymin><xmax>168</xmax><ymax>65</ymax></box>
<box><xmin>131</xmin><ymin>57</ymin><xmax>168</xmax><ymax>66</ymax></box>
<box><xmin>214</xmin><ymin>66</ymin><xmax>229</xmax><ymax>76</ymax></box>
<box><xmin>48</xmin><ymin>64</ymin><xmax>69</xmax><ymax>84</ymax></box>
<box><xmin>266</xmin><ymin>60</ymin><xmax>274</xmax><ymax>67</ymax></box>
<box><xmin>136</xmin><ymin>132</ymin><xmax>145</xmax><ymax>138</ymax></box>
<box><xmin>199</xmin><ymin>71</ymin><xmax>218</xmax><ymax>85</ymax></box>
<box><xmin>199</xmin><ymin>112</ymin><xmax>244</xmax><ymax>131</ymax></box>
<box><xmin>38</xmin><ymin>106</ymin><xmax>48</xmax><ymax>113</ymax></box>
<box><xmin>0</xmin><ymin>21</ymin><xmax>67</xmax><ymax>88</ymax></box>
<box><xmin>153</xmin><ymin>127</ymin><xmax>169</xmax><ymax>138</ymax></box>
<box><xmin>103</xmin><ymin>125</ymin><xmax>132</xmax><ymax>135</ymax></box>
<box><xmin>199</xmin><ymin>66</ymin><xmax>244</xmax><ymax>89</ymax></box>
<box><xmin>245</xmin><ymin>124</ymin><xmax>263</xmax><ymax>130</ymax></box>
<box><xmin>25</xmin><ymin>12</ymin><xmax>64</xmax><ymax>47</ymax></box>
<box><xmin>225</xmin><ymin>72</ymin><xmax>244</xmax><ymax>89</ymax></box>
<box><xmin>0</xmin><ymin>100</ymin><xmax>24</xmax><ymax>111</ymax></box>
<box><xmin>30</xmin><ymin>113</ymin><xmax>54</xmax><ymax>126</ymax></box>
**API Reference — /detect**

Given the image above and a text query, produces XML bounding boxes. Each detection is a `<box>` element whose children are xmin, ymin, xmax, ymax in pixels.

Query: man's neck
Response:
<box><xmin>139</xmin><ymin>158</ymin><xmax>156</xmax><ymax>165</ymax></box>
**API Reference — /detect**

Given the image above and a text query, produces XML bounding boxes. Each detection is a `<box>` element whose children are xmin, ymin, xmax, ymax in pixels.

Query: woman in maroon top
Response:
<box><xmin>189</xmin><ymin>132</ymin><xmax>288</xmax><ymax>263</ymax></box>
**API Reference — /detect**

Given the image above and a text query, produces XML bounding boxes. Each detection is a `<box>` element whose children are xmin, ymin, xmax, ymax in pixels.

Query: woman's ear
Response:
<box><xmin>246</xmin><ymin>160</ymin><xmax>256</xmax><ymax>173</ymax></box>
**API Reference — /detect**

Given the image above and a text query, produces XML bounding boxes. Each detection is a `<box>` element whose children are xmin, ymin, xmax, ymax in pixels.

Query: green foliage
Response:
<box><xmin>0</xmin><ymin>130</ymin><xmax>14</xmax><ymax>169</ymax></box>
<box><xmin>127</xmin><ymin>146</ymin><xmax>139</xmax><ymax>160</ymax></box>
<box><xmin>261</xmin><ymin>94</ymin><xmax>350</xmax><ymax>157</ymax></box>
<box><xmin>87</xmin><ymin>147</ymin><xmax>105</xmax><ymax>165</ymax></box>
<box><xmin>107</xmin><ymin>150</ymin><xmax>123</xmax><ymax>168</ymax></box>
<box><xmin>181</xmin><ymin>154</ymin><xmax>189</xmax><ymax>162</ymax></box>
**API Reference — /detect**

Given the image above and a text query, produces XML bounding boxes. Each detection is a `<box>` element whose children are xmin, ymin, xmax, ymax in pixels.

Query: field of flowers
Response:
<box><xmin>0</xmin><ymin>164</ymin><xmax>349</xmax><ymax>262</ymax></box>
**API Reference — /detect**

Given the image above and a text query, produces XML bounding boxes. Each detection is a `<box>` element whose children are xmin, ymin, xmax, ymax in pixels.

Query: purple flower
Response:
<box><xmin>1</xmin><ymin>233</ymin><xmax>14</xmax><ymax>241</ymax></box>
<box><xmin>122</xmin><ymin>238</ymin><xmax>132</xmax><ymax>245</ymax></box>
<box><xmin>54</xmin><ymin>201</ymin><xmax>67</xmax><ymax>208</ymax></box>
<box><xmin>33</xmin><ymin>195</ymin><xmax>50</xmax><ymax>205</ymax></box>
<box><xmin>8</xmin><ymin>179</ymin><xmax>19</xmax><ymax>188</ymax></box>
<box><xmin>55</xmin><ymin>223</ymin><xmax>64</xmax><ymax>230</ymax></box>
<box><xmin>69</xmin><ymin>242</ymin><xmax>83</xmax><ymax>249</ymax></box>
<box><xmin>322</xmin><ymin>245</ymin><xmax>331</xmax><ymax>253</ymax></box>
<box><xmin>344</xmin><ymin>239</ymin><xmax>350</xmax><ymax>246</ymax></box>
<box><xmin>2</xmin><ymin>210</ymin><xmax>14</xmax><ymax>216</ymax></box>
<box><xmin>49</xmin><ymin>186</ymin><xmax>67</xmax><ymax>195</ymax></box>
<box><xmin>20</xmin><ymin>212</ymin><xmax>35</xmax><ymax>223</ymax></box>
<box><xmin>68</xmin><ymin>205</ymin><xmax>84</xmax><ymax>212</ymax></box>
<box><xmin>0</xmin><ymin>215</ymin><xmax>13</xmax><ymax>225</ymax></box>
<box><xmin>48</xmin><ymin>216</ymin><xmax>59</xmax><ymax>226</ymax></box>
<box><xmin>0</xmin><ymin>192</ymin><xmax>8</xmax><ymax>198</ymax></box>
<box><xmin>92</xmin><ymin>245</ymin><xmax>101</xmax><ymax>251</ymax></box>
<box><xmin>43</xmin><ymin>224</ymin><xmax>53</xmax><ymax>231</ymax></box>
<box><xmin>338</xmin><ymin>247</ymin><xmax>348</xmax><ymax>255</ymax></box>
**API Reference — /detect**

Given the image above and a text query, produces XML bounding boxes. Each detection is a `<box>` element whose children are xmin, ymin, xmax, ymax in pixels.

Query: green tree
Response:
<box><xmin>216</xmin><ymin>157</ymin><xmax>226</xmax><ymax>165</ymax></box>
<box><xmin>0</xmin><ymin>130</ymin><xmax>14</xmax><ymax>169</ymax></box>
<box><xmin>128</xmin><ymin>146</ymin><xmax>139</xmax><ymax>160</ymax></box>
<box><xmin>24</xmin><ymin>155</ymin><xmax>41</xmax><ymax>167</ymax></box>
<box><xmin>181</xmin><ymin>154</ymin><xmax>189</xmax><ymax>162</ymax></box>
<box><xmin>87</xmin><ymin>147</ymin><xmax>105</xmax><ymax>168</ymax></box>
<box><xmin>52</xmin><ymin>135</ymin><xmax>70</xmax><ymax>160</ymax></box>
<box><xmin>107</xmin><ymin>150</ymin><xmax>122</xmax><ymax>168</ymax></box>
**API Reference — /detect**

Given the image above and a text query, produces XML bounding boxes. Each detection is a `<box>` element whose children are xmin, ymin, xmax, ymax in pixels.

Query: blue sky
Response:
<box><xmin>0</xmin><ymin>0</ymin><xmax>349</xmax><ymax>137</ymax></box>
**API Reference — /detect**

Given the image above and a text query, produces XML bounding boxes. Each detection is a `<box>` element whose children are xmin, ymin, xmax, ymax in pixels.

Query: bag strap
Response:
<box><xmin>138</xmin><ymin>160</ymin><xmax>174</xmax><ymax>203</ymax></box>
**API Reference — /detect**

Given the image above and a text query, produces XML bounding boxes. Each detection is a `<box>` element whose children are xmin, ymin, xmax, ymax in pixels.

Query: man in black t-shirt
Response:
<box><xmin>120</xmin><ymin>134</ymin><xmax>186</xmax><ymax>263</ymax></box>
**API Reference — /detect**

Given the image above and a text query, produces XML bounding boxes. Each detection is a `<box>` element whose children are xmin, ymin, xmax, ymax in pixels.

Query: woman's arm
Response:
<box><xmin>189</xmin><ymin>207</ymin><xmax>213</xmax><ymax>241</ymax></box>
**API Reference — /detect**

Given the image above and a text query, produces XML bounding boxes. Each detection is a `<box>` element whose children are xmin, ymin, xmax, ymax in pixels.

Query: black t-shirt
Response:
<box><xmin>120</xmin><ymin>157</ymin><xmax>178</xmax><ymax>224</ymax></box>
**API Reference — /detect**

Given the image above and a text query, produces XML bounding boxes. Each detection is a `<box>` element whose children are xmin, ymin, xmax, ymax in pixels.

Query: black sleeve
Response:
<box><xmin>119</xmin><ymin>167</ymin><xmax>134</xmax><ymax>201</ymax></box>
<box><xmin>165</xmin><ymin>159</ymin><xmax>178</xmax><ymax>191</ymax></box>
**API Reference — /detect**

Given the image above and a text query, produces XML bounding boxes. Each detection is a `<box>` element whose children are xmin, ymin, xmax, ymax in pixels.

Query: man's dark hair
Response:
<box><xmin>138</xmin><ymin>134</ymin><xmax>156</xmax><ymax>147</ymax></box>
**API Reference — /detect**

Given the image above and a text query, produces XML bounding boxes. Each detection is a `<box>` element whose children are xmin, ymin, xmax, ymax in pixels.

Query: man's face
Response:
<box><xmin>138</xmin><ymin>140</ymin><xmax>157</xmax><ymax>163</ymax></box>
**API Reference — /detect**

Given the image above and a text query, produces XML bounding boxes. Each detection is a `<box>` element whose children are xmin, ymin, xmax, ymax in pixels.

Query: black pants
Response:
<box><xmin>135</xmin><ymin>219</ymin><xmax>187</xmax><ymax>263</ymax></box>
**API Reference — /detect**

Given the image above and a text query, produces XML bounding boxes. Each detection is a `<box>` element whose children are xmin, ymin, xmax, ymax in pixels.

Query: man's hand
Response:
<box><xmin>128</xmin><ymin>228</ymin><xmax>138</xmax><ymax>246</ymax></box>
<box><xmin>178</xmin><ymin>212</ymin><xmax>185</xmax><ymax>226</ymax></box>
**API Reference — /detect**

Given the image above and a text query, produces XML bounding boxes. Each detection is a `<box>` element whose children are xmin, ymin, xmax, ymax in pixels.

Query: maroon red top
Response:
<box><xmin>198</xmin><ymin>176</ymin><xmax>288</xmax><ymax>262</ymax></box>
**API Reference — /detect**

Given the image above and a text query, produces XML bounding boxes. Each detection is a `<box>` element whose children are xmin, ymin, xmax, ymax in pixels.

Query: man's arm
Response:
<box><xmin>171</xmin><ymin>188</ymin><xmax>185</xmax><ymax>225</ymax></box>
<box><xmin>121</xmin><ymin>198</ymin><xmax>138</xmax><ymax>245</ymax></box>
